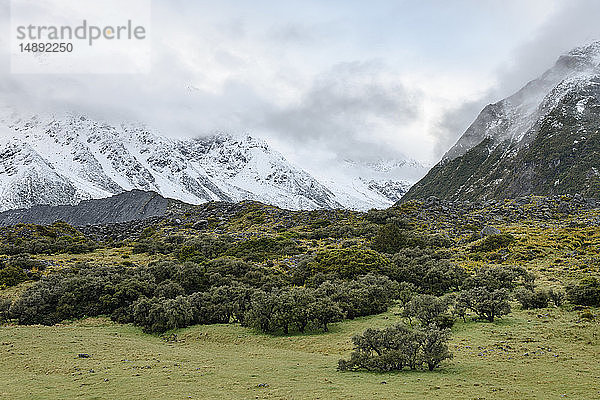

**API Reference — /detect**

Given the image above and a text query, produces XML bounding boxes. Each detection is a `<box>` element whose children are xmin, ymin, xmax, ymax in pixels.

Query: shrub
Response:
<box><xmin>308</xmin><ymin>296</ymin><xmax>344</xmax><ymax>332</ymax></box>
<box><xmin>0</xmin><ymin>297</ymin><xmax>11</xmax><ymax>322</ymax></box>
<box><xmin>0</xmin><ymin>264</ymin><xmax>28</xmax><ymax>288</ymax></box>
<box><xmin>155</xmin><ymin>280</ymin><xmax>186</xmax><ymax>299</ymax></box>
<box><xmin>566</xmin><ymin>277</ymin><xmax>600</xmax><ymax>307</ymax></box>
<box><xmin>456</xmin><ymin>287</ymin><xmax>511</xmax><ymax>322</ymax></box>
<box><xmin>471</xmin><ymin>233</ymin><xmax>516</xmax><ymax>252</ymax></box>
<box><xmin>391</xmin><ymin>249</ymin><xmax>465</xmax><ymax>295</ymax></box>
<box><xmin>311</xmin><ymin>246</ymin><xmax>394</xmax><ymax>279</ymax></box>
<box><xmin>243</xmin><ymin>290</ymin><xmax>280</xmax><ymax>332</ymax></box>
<box><xmin>548</xmin><ymin>288</ymin><xmax>565</xmax><ymax>307</ymax></box>
<box><xmin>244</xmin><ymin>287</ymin><xmax>344</xmax><ymax>334</ymax></box>
<box><xmin>132</xmin><ymin>238</ymin><xmax>173</xmax><ymax>255</ymax></box>
<box><xmin>462</xmin><ymin>266</ymin><xmax>533</xmax><ymax>292</ymax></box>
<box><xmin>402</xmin><ymin>294</ymin><xmax>454</xmax><ymax>328</ymax></box>
<box><xmin>318</xmin><ymin>275</ymin><xmax>400</xmax><ymax>319</ymax></box>
<box><xmin>188</xmin><ymin>287</ymin><xmax>234</xmax><ymax>325</ymax></box>
<box><xmin>0</xmin><ymin>224</ymin><xmax>97</xmax><ymax>255</ymax></box>
<box><xmin>420</xmin><ymin>326</ymin><xmax>454</xmax><ymax>371</ymax></box>
<box><xmin>175</xmin><ymin>235</ymin><xmax>230</xmax><ymax>262</ymax></box>
<box><xmin>133</xmin><ymin>295</ymin><xmax>194</xmax><ymax>333</ymax></box>
<box><xmin>338</xmin><ymin>323</ymin><xmax>452</xmax><ymax>372</ymax></box>
<box><xmin>225</xmin><ymin>236</ymin><xmax>302</xmax><ymax>262</ymax></box>
<box><xmin>371</xmin><ymin>224</ymin><xmax>451</xmax><ymax>254</ymax></box>
<box><xmin>284</xmin><ymin>287</ymin><xmax>316</xmax><ymax>333</ymax></box>
<box><xmin>514</xmin><ymin>288</ymin><xmax>550</xmax><ymax>309</ymax></box>
<box><xmin>3</xmin><ymin>255</ymin><xmax>47</xmax><ymax>283</ymax></box>
<box><xmin>370</xmin><ymin>223</ymin><xmax>414</xmax><ymax>253</ymax></box>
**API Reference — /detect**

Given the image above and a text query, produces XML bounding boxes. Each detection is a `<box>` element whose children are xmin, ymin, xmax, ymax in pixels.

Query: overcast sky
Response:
<box><xmin>1</xmin><ymin>0</ymin><xmax>600</xmax><ymax>170</ymax></box>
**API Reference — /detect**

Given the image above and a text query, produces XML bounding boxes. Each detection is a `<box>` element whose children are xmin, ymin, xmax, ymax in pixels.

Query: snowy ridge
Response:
<box><xmin>403</xmin><ymin>40</ymin><xmax>600</xmax><ymax>202</ymax></box>
<box><xmin>0</xmin><ymin>109</ymin><xmax>420</xmax><ymax>211</ymax></box>
<box><xmin>443</xmin><ymin>41</ymin><xmax>600</xmax><ymax>161</ymax></box>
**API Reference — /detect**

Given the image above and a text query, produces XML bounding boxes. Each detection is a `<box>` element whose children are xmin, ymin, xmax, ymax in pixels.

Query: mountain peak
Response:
<box><xmin>403</xmin><ymin>42</ymin><xmax>600</xmax><ymax>202</ymax></box>
<box><xmin>565</xmin><ymin>40</ymin><xmax>600</xmax><ymax>64</ymax></box>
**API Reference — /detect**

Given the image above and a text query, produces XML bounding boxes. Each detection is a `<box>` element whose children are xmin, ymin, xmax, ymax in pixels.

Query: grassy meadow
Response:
<box><xmin>1</xmin><ymin>306</ymin><xmax>599</xmax><ymax>400</ymax></box>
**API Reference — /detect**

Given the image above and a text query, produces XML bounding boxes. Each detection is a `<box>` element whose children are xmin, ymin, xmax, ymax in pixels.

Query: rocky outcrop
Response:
<box><xmin>0</xmin><ymin>190</ymin><xmax>170</xmax><ymax>227</ymax></box>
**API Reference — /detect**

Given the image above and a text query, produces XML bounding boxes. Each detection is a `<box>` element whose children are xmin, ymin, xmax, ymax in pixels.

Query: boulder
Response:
<box><xmin>480</xmin><ymin>226</ymin><xmax>501</xmax><ymax>237</ymax></box>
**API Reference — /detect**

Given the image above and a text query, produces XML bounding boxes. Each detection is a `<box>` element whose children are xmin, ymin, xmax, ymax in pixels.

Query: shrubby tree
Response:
<box><xmin>566</xmin><ymin>277</ymin><xmax>600</xmax><ymax>307</ymax></box>
<box><xmin>175</xmin><ymin>235</ymin><xmax>231</xmax><ymax>262</ymax></box>
<box><xmin>420</xmin><ymin>326</ymin><xmax>453</xmax><ymax>371</ymax></box>
<box><xmin>286</xmin><ymin>287</ymin><xmax>316</xmax><ymax>333</ymax></box>
<box><xmin>391</xmin><ymin>249</ymin><xmax>466</xmax><ymax>295</ymax></box>
<box><xmin>371</xmin><ymin>222</ymin><xmax>451</xmax><ymax>254</ymax></box>
<box><xmin>188</xmin><ymin>290</ymin><xmax>224</xmax><ymax>325</ymax></box>
<box><xmin>155</xmin><ymin>279</ymin><xmax>186</xmax><ymax>299</ymax></box>
<box><xmin>463</xmin><ymin>265</ymin><xmax>534</xmax><ymax>292</ymax></box>
<box><xmin>225</xmin><ymin>236</ymin><xmax>302</xmax><ymax>262</ymax></box>
<box><xmin>317</xmin><ymin>274</ymin><xmax>400</xmax><ymax>320</ymax></box>
<box><xmin>514</xmin><ymin>287</ymin><xmax>550</xmax><ymax>309</ymax></box>
<box><xmin>243</xmin><ymin>290</ymin><xmax>279</xmax><ymax>332</ymax></box>
<box><xmin>371</xmin><ymin>223</ymin><xmax>413</xmax><ymax>253</ymax></box>
<box><xmin>0</xmin><ymin>224</ymin><xmax>97</xmax><ymax>256</ymax></box>
<box><xmin>455</xmin><ymin>266</ymin><xmax>537</xmax><ymax>322</ymax></box>
<box><xmin>311</xmin><ymin>246</ymin><xmax>394</xmax><ymax>279</ymax></box>
<box><xmin>338</xmin><ymin>323</ymin><xmax>452</xmax><ymax>372</ymax></box>
<box><xmin>0</xmin><ymin>264</ymin><xmax>28</xmax><ymax>288</ymax></box>
<box><xmin>105</xmin><ymin>276</ymin><xmax>156</xmax><ymax>323</ymax></box>
<box><xmin>132</xmin><ymin>238</ymin><xmax>173</xmax><ymax>255</ymax></box>
<box><xmin>174</xmin><ymin>262</ymin><xmax>210</xmax><ymax>294</ymax></box>
<box><xmin>402</xmin><ymin>294</ymin><xmax>454</xmax><ymax>328</ymax></box>
<box><xmin>471</xmin><ymin>233</ymin><xmax>516</xmax><ymax>252</ymax></box>
<box><xmin>244</xmin><ymin>287</ymin><xmax>344</xmax><ymax>334</ymax></box>
<box><xmin>0</xmin><ymin>255</ymin><xmax>47</xmax><ymax>287</ymax></box>
<box><xmin>133</xmin><ymin>295</ymin><xmax>194</xmax><ymax>333</ymax></box>
<box><xmin>308</xmin><ymin>297</ymin><xmax>344</xmax><ymax>332</ymax></box>
<box><xmin>548</xmin><ymin>288</ymin><xmax>565</xmax><ymax>307</ymax></box>
<box><xmin>456</xmin><ymin>287</ymin><xmax>511</xmax><ymax>322</ymax></box>
<box><xmin>0</xmin><ymin>297</ymin><xmax>11</xmax><ymax>322</ymax></box>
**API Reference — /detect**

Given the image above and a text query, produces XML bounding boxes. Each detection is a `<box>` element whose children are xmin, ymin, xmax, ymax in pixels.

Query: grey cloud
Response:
<box><xmin>495</xmin><ymin>0</ymin><xmax>600</xmax><ymax>99</ymax></box>
<box><xmin>432</xmin><ymin>98</ymin><xmax>490</xmax><ymax>160</ymax></box>
<box><xmin>259</xmin><ymin>61</ymin><xmax>422</xmax><ymax>162</ymax></box>
<box><xmin>432</xmin><ymin>0</ymin><xmax>600</xmax><ymax>161</ymax></box>
<box><xmin>5</xmin><ymin>0</ymin><xmax>598</xmax><ymax>168</ymax></box>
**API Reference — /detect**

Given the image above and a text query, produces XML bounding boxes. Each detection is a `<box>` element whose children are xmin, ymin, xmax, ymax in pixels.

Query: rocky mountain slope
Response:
<box><xmin>0</xmin><ymin>109</ymin><xmax>420</xmax><ymax>212</ymax></box>
<box><xmin>0</xmin><ymin>190</ymin><xmax>173</xmax><ymax>227</ymax></box>
<box><xmin>402</xmin><ymin>42</ymin><xmax>600</xmax><ymax>202</ymax></box>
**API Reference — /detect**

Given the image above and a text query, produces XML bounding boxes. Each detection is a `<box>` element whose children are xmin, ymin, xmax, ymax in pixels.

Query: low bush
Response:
<box><xmin>371</xmin><ymin>223</ymin><xmax>451</xmax><ymax>254</ymax></box>
<box><xmin>402</xmin><ymin>294</ymin><xmax>454</xmax><ymax>329</ymax></box>
<box><xmin>566</xmin><ymin>277</ymin><xmax>600</xmax><ymax>307</ymax></box>
<box><xmin>471</xmin><ymin>233</ymin><xmax>516</xmax><ymax>252</ymax></box>
<box><xmin>456</xmin><ymin>287</ymin><xmax>511</xmax><ymax>322</ymax></box>
<box><xmin>0</xmin><ymin>297</ymin><xmax>11</xmax><ymax>322</ymax></box>
<box><xmin>391</xmin><ymin>249</ymin><xmax>465</xmax><ymax>295</ymax></box>
<box><xmin>338</xmin><ymin>323</ymin><xmax>452</xmax><ymax>372</ymax></box>
<box><xmin>514</xmin><ymin>287</ymin><xmax>550</xmax><ymax>309</ymax></box>
<box><xmin>311</xmin><ymin>246</ymin><xmax>394</xmax><ymax>279</ymax></box>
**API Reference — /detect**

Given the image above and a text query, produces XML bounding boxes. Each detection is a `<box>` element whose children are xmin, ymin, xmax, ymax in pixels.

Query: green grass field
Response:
<box><xmin>1</xmin><ymin>306</ymin><xmax>598</xmax><ymax>400</ymax></box>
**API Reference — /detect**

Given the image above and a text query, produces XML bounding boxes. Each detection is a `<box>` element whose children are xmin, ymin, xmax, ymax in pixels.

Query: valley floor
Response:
<box><xmin>1</xmin><ymin>307</ymin><xmax>598</xmax><ymax>400</ymax></box>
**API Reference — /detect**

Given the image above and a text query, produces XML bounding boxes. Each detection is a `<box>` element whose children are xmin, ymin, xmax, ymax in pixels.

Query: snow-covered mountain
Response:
<box><xmin>310</xmin><ymin>158</ymin><xmax>429</xmax><ymax>209</ymax></box>
<box><xmin>0</xmin><ymin>109</ymin><xmax>423</xmax><ymax>211</ymax></box>
<box><xmin>403</xmin><ymin>41</ymin><xmax>600</xmax><ymax>202</ymax></box>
